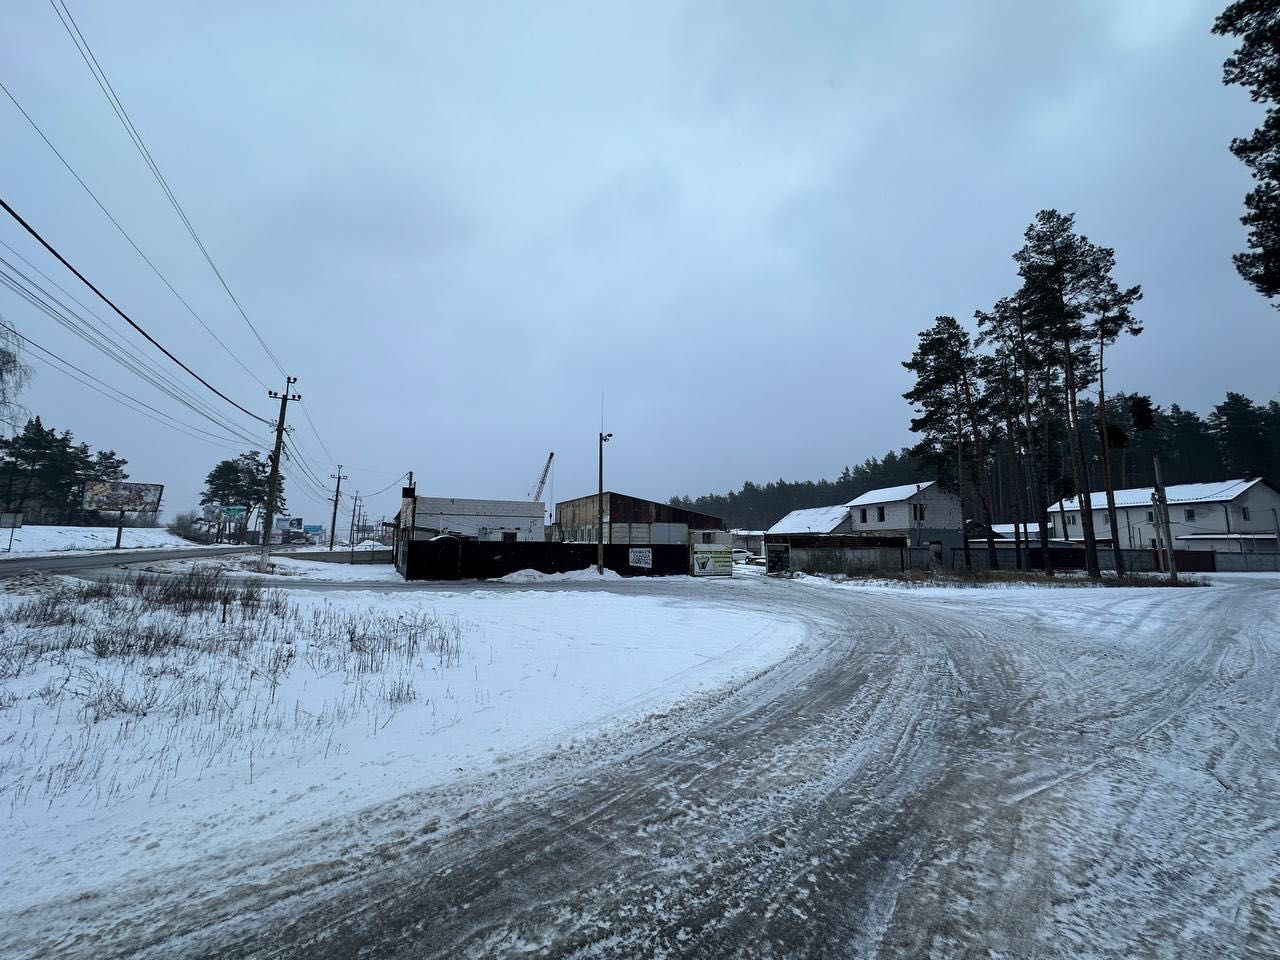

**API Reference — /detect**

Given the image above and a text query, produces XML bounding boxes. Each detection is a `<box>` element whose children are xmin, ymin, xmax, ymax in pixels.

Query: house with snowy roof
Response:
<box><xmin>845</xmin><ymin>481</ymin><xmax>963</xmax><ymax>548</ymax></box>
<box><xmin>766</xmin><ymin>504</ymin><xmax>852</xmax><ymax>536</ymax></box>
<box><xmin>765</xmin><ymin>482</ymin><xmax>963</xmax><ymax>549</ymax></box>
<box><xmin>1048</xmin><ymin>477</ymin><xmax>1280</xmax><ymax>553</ymax></box>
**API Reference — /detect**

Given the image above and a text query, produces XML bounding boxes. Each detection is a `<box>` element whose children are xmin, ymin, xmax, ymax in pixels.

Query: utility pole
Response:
<box><xmin>349</xmin><ymin>491</ymin><xmax>359</xmax><ymax>563</ymax></box>
<box><xmin>597</xmin><ymin>431</ymin><xmax>612</xmax><ymax>575</ymax></box>
<box><xmin>328</xmin><ymin>466</ymin><xmax>347</xmax><ymax>551</ymax></box>
<box><xmin>1152</xmin><ymin>453</ymin><xmax>1178</xmax><ymax>584</ymax></box>
<box><xmin>259</xmin><ymin>376</ymin><xmax>299</xmax><ymax>570</ymax></box>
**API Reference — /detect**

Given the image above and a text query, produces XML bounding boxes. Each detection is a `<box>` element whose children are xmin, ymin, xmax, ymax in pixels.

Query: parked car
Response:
<box><xmin>732</xmin><ymin>548</ymin><xmax>752</xmax><ymax>564</ymax></box>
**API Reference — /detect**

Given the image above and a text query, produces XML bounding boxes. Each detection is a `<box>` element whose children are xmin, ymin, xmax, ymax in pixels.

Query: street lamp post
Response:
<box><xmin>597</xmin><ymin>431</ymin><xmax>612</xmax><ymax>575</ymax></box>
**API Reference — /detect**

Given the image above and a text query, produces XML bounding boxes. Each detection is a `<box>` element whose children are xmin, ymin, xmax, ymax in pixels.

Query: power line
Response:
<box><xmin>49</xmin><ymin>0</ymin><xmax>287</xmax><ymax>378</ymax></box>
<box><xmin>0</xmin><ymin>239</ymin><xmax>261</xmax><ymax>439</ymax></box>
<box><xmin>299</xmin><ymin>402</ymin><xmax>334</xmax><ymax>463</ymax></box>
<box><xmin>12</xmin><ymin>329</ymin><xmax>252</xmax><ymax>451</ymax></box>
<box><xmin>0</xmin><ymin>252</ymin><xmax>263</xmax><ymax>445</ymax></box>
<box><xmin>0</xmin><ymin>196</ymin><xmax>270</xmax><ymax>426</ymax></box>
<box><xmin>0</xmin><ymin>80</ymin><xmax>271</xmax><ymax>389</ymax></box>
<box><xmin>365</xmin><ymin>472</ymin><xmax>410</xmax><ymax>498</ymax></box>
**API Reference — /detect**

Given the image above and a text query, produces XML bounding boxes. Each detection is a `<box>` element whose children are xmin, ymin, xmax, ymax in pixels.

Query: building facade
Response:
<box><xmin>1047</xmin><ymin>478</ymin><xmax>1280</xmax><ymax>552</ymax></box>
<box><xmin>401</xmin><ymin>496</ymin><xmax>545</xmax><ymax>542</ymax></box>
<box><xmin>554</xmin><ymin>492</ymin><xmax>724</xmax><ymax>545</ymax></box>
<box><xmin>845</xmin><ymin>481</ymin><xmax>964</xmax><ymax>549</ymax></box>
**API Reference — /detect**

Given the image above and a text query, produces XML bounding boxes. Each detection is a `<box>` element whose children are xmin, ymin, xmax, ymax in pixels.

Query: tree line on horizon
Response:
<box><xmin>671</xmin><ymin>383</ymin><xmax>1277</xmax><ymax>546</ymax></box>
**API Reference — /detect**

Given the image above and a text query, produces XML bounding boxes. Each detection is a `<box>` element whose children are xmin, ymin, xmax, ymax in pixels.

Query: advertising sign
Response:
<box><xmin>691</xmin><ymin>543</ymin><xmax>733</xmax><ymax>577</ymax></box>
<box><xmin>222</xmin><ymin>505</ymin><xmax>247</xmax><ymax>518</ymax></box>
<box><xmin>628</xmin><ymin>547</ymin><xmax>653</xmax><ymax>569</ymax></box>
<box><xmin>303</xmin><ymin>524</ymin><xmax>323</xmax><ymax>534</ymax></box>
<box><xmin>82</xmin><ymin>481</ymin><xmax>164</xmax><ymax>513</ymax></box>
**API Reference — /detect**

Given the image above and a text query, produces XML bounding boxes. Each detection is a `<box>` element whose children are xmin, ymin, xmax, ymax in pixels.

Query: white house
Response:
<box><xmin>767</xmin><ymin>505</ymin><xmax>852</xmax><ymax>536</ymax></box>
<box><xmin>845</xmin><ymin>481</ymin><xmax>964</xmax><ymax>548</ymax></box>
<box><xmin>401</xmin><ymin>497</ymin><xmax>545</xmax><ymax>542</ymax></box>
<box><xmin>1048</xmin><ymin>478</ymin><xmax>1280</xmax><ymax>553</ymax></box>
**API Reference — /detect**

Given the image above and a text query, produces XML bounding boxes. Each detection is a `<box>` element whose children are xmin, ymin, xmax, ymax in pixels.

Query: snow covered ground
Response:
<box><xmin>139</xmin><ymin>553</ymin><xmax>403</xmax><ymax>582</ymax></box>
<box><xmin>0</xmin><ymin>524</ymin><xmax>210</xmax><ymax>557</ymax></box>
<box><xmin>0</xmin><ymin>571</ymin><xmax>804</xmax><ymax>927</ymax></box>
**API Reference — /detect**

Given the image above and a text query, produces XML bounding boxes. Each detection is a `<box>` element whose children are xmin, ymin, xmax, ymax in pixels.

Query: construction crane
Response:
<box><xmin>530</xmin><ymin>451</ymin><xmax>554</xmax><ymax>501</ymax></box>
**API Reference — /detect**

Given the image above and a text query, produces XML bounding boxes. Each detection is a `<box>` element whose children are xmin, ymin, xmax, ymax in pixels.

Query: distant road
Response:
<box><xmin>0</xmin><ymin>545</ymin><xmax>253</xmax><ymax>579</ymax></box>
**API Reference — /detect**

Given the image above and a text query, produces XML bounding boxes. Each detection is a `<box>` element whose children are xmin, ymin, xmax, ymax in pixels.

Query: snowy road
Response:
<box><xmin>12</xmin><ymin>574</ymin><xmax>1280</xmax><ymax>958</ymax></box>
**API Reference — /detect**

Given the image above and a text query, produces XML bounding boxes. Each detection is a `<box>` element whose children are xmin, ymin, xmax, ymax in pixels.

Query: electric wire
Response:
<box><xmin>49</xmin><ymin>0</ymin><xmax>287</xmax><ymax>378</ymax></box>
<box><xmin>0</xmin><ymin>253</ymin><xmax>263</xmax><ymax>445</ymax></box>
<box><xmin>0</xmin><ymin>80</ymin><xmax>271</xmax><ymax>389</ymax></box>
<box><xmin>0</xmin><ymin>196</ymin><xmax>271</xmax><ymax>426</ymax></box>
<box><xmin>0</xmin><ymin>238</ymin><xmax>260</xmax><ymax>437</ymax></box>
<box><xmin>12</xmin><ymin>330</ymin><xmax>251</xmax><ymax>451</ymax></box>
<box><xmin>365</xmin><ymin>472</ymin><xmax>409</xmax><ymax>498</ymax></box>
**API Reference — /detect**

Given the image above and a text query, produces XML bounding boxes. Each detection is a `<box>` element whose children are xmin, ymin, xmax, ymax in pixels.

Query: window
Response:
<box><xmin>1184</xmin><ymin>509</ymin><xmax>1196</xmax><ymax>522</ymax></box>
<box><xmin>912</xmin><ymin>503</ymin><xmax>927</xmax><ymax>523</ymax></box>
<box><xmin>1146</xmin><ymin>510</ymin><xmax>1154</xmax><ymax>523</ymax></box>
<box><xmin>1151</xmin><ymin>538</ymin><xmax>1158</xmax><ymax>549</ymax></box>
<box><xmin>1067</xmin><ymin>514</ymin><xmax>1078</xmax><ymax>527</ymax></box>
<box><xmin>876</xmin><ymin>506</ymin><xmax>886</xmax><ymax>522</ymax></box>
<box><xmin>859</xmin><ymin>508</ymin><xmax>867</xmax><ymax>524</ymax></box>
<box><xmin>1242</xmin><ymin>506</ymin><xmax>1251</xmax><ymax>521</ymax></box>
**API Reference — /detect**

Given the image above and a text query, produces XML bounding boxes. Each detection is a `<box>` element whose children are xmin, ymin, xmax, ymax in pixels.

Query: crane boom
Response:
<box><xmin>532</xmin><ymin>451</ymin><xmax>554</xmax><ymax>501</ymax></box>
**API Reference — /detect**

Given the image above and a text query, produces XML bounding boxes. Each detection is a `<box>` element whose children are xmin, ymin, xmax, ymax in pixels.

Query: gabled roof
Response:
<box><xmin>845</xmin><ymin>481</ymin><xmax>935</xmax><ymax>507</ymax></box>
<box><xmin>767</xmin><ymin>505</ymin><xmax>849</xmax><ymax>535</ymax></box>
<box><xmin>1056</xmin><ymin>478</ymin><xmax>1265</xmax><ymax>512</ymax></box>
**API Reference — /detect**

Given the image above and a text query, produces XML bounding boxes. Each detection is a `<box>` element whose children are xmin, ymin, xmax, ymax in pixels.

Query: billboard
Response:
<box><xmin>303</xmin><ymin>524</ymin><xmax>323</xmax><ymax>534</ymax></box>
<box><xmin>691</xmin><ymin>543</ymin><xmax>733</xmax><ymax>577</ymax></box>
<box><xmin>83</xmin><ymin>481</ymin><xmax>163</xmax><ymax>513</ymax></box>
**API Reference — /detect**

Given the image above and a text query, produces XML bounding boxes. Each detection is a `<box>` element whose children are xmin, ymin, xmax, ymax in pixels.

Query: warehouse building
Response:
<box><xmin>400</xmin><ymin>496</ymin><xmax>545</xmax><ymax>542</ymax></box>
<box><xmin>554</xmin><ymin>492</ymin><xmax>724</xmax><ymax>545</ymax></box>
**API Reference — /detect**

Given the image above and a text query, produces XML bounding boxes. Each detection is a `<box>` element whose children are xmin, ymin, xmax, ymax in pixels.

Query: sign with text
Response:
<box><xmin>83</xmin><ymin>481</ymin><xmax>163</xmax><ymax>513</ymax></box>
<box><xmin>303</xmin><ymin>524</ymin><xmax>323</xmax><ymax>534</ymax></box>
<box><xmin>691</xmin><ymin>543</ymin><xmax>733</xmax><ymax>577</ymax></box>
<box><xmin>0</xmin><ymin>513</ymin><xmax>21</xmax><ymax>529</ymax></box>
<box><xmin>628</xmin><ymin>547</ymin><xmax>653</xmax><ymax>569</ymax></box>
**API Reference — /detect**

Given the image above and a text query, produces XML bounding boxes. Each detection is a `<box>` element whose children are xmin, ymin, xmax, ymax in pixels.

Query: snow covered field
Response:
<box><xmin>140</xmin><ymin>553</ymin><xmax>403</xmax><ymax>582</ymax></box>
<box><xmin>0</xmin><ymin>569</ymin><xmax>804</xmax><ymax>927</ymax></box>
<box><xmin>0</xmin><ymin>524</ymin><xmax>209</xmax><ymax>557</ymax></box>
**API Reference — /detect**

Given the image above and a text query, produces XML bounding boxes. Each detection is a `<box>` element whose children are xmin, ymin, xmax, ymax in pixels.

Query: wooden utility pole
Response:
<box><xmin>259</xmin><ymin>376</ymin><xmax>299</xmax><ymax>570</ymax></box>
<box><xmin>1152</xmin><ymin>453</ymin><xmax>1178</xmax><ymax>583</ymax></box>
<box><xmin>328</xmin><ymin>466</ymin><xmax>347</xmax><ymax>550</ymax></box>
<box><xmin>349</xmin><ymin>491</ymin><xmax>359</xmax><ymax>563</ymax></box>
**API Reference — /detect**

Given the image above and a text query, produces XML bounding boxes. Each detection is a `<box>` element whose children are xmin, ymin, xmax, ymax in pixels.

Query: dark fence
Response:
<box><xmin>398</xmin><ymin>538</ymin><xmax>690</xmax><ymax>580</ymax></box>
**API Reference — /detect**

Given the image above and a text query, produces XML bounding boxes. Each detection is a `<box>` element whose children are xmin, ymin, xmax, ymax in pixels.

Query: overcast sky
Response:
<box><xmin>2</xmin><ymin>0</ymin><xmax>1278</xmax><ymax>527</ymax></box>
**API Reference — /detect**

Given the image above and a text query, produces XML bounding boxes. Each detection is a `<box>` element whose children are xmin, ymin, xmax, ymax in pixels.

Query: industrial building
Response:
<box><xmin>554</xmin><ymin>492</ymin><xmax>724</xmax><ymax>545</ymax></box>
<box><xmin>400</xmin><ymin>496</ymin><xmax>545</xmax><ymax>542</ymax></box>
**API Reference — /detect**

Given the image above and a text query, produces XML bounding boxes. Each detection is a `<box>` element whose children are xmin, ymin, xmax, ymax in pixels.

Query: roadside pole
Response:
<box><xmin>1152</xmin><ymin>454</ymin><xmax>1178</xmax><ymax>584</ymax></box>
<box><xmin>328</xmin><ymin>466</ymin><xmax>347</xmax><ymax>551</ymax></box>
<box><xmin>259</xmin><ymin>376</ymin><xmax>300</xmax><ymax>571</ymax></box>
<box><xmin>114</xmin><ymin>510</ymin><xmax>125</xmax><ymax>549</ymax></box>
<box><xmin>597</xmin><ymin>431</ymin><xmax>611</xmax><ymax>575</ymax></box>
<box><xmin>349</xmin><ymin>492</ymin><xmax>359</xmax><ymax>564</ymax></box>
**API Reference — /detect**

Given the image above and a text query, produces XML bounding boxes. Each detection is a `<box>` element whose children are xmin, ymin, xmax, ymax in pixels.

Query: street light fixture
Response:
<box><xmin>598</xmin><ymin>432</ymin><xmax>612</xmax><ymax>574</ymax></box>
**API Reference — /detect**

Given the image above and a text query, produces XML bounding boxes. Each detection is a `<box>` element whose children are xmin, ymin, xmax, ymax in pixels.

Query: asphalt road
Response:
<box><xmin>22</xmin><ymin>572</ymin><xmax>1276</xmax><ymax>959</ymax></box>
<box><xmin>0</xmin><ymin>545</ymin><xmax>254</xmax><ymax>579</ymax></box>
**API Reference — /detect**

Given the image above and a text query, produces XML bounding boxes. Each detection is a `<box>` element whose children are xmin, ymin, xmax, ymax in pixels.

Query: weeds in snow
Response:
<box><xmin>0</xmin><ymin>566</ymin><xmax>469</xmax><ymax>816</ymax></box>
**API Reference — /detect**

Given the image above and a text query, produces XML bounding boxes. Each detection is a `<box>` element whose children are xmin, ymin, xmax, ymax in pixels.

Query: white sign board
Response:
<box><xmin>628</xmin><ymin>547</ymin><xmax>653</xmax><ymax>569</ymax></box>
<box><xmin>691</xmin><ymin>543</ymin><xmax>733</xmax><ymax>577</ymax></box>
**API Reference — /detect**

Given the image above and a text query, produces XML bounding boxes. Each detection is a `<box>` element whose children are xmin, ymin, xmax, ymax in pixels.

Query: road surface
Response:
<box><xmin>10</xmin><ymin>573</ymin><xmax>1280</xmax><ymax>958</ymax></box>
<box><xmin>0</xmin><ymin>545</ymin><xmax>253</xmax><ymax>579</ymax></box>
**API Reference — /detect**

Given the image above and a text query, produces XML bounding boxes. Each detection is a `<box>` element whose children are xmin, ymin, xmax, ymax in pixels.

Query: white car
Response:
<box><xmin>732</xmin><ymin>548</ymin><xmax>752</xmax><ymax>564</ymax></box>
